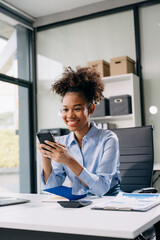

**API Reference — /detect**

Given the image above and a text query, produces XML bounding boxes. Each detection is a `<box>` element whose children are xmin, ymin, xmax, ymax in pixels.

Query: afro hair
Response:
<box><xmin>51</xmin><ymin>66</ymin><xmax>104</xmax><ymax>103</ymax></box>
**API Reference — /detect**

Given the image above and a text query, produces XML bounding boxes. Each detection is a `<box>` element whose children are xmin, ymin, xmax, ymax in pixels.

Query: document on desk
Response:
<box><xmin>92</xmin><ymin>192</ymin><xmax>160</xmax><ymax>211</ymax></box>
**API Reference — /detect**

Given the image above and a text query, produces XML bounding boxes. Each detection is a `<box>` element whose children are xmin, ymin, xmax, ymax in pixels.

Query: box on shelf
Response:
<box><xmin>96</xmin><ymin>122</ymin><xmax>116</xmax><ymax>129</ymax></box>
<box><xmin>92</xmin><ymin>98</ymin><xmax>110</xmax><ymax>117</ymax></box>
<box><xmin>109</xmin><ymin>95</ymin><xmax>132</xmax><ymax>116</ymax></box>
<box><xmin>87</xmin><ymin>60</ymin><xmax>110</xmax><ymax>78</ymax></box>
<box><xmin>110</xmin><ymin>56</ymin><xmax>135</xmax><ymax>76</ymax></box>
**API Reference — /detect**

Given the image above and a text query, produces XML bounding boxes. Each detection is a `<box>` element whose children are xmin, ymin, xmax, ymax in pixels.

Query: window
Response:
<box><xmin>0</xmin><ymin>13</ymin><xmax>30</xmax><ymax>80</ymax></box>
<box><xmin>0</xmin><ymin>81</ymin><xmax>19</xmax><ymax>192</ymax></box>
<box><xmin>0</xmin><ymin>9</ymin><xmax>36</xmax><ymax>193</ymax></box>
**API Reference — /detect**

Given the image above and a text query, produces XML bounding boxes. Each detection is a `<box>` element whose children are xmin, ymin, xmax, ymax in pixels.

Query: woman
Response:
<box><xmin>37</xmin><ymin>66</ymin><xmax>121</xmax><ymax>197</ymax></box>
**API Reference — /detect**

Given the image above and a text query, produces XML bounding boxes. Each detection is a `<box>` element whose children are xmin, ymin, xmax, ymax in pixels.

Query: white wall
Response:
<box><xmin>37</xmin><ymin>10</ymin><xmax>135</xmax><ymax>130</ymax></box>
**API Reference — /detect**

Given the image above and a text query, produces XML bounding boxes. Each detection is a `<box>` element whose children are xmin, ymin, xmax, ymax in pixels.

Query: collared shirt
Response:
<box><xmin>41</xmin><ymin>121</ymin><xmax>121</xmax><ymax>197</ymax></box>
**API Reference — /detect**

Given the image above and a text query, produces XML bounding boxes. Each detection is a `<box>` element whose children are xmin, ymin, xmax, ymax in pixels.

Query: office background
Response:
<box><xmin>0</xmin><ymin>0</ymin><xmax>160</xmax><ymax>193</ymax></box>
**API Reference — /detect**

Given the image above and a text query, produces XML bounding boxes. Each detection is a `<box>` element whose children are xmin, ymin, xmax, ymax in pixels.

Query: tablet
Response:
<box><xmin>0</xmin><ymin>197</ymin><xmax>30</xmax><ymax>207</ymax></box>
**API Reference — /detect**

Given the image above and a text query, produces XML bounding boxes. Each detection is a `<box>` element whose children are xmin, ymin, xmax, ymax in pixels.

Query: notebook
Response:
<box><xmin>0</xmin><ymin>196</ymin><xmax>30</xmax><ymax>207</ymax></box>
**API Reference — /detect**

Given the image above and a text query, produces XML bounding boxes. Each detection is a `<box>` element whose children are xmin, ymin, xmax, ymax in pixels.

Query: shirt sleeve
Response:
<box><xmin>78</xmin><ymin>135</ymin><xmax>119</xmax><ymax>197</ymax></box>
<box><xmin>41</xmin><ymin>161</ymin><xmax>66</xmax><ymax>189</ymax></box>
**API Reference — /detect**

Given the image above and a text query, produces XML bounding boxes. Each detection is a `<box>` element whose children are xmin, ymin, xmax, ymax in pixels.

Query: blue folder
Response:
<box><xmin>44</xmin><ymin>186</ymin><xmax>87</xmax><ymax>201</ymax></box>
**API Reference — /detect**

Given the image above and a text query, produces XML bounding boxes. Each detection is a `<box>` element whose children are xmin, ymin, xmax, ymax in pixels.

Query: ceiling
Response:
<box><xmin>2</xmin><ymin>0</ymin><xmax>106</xmax><ymax>18</ymax></box>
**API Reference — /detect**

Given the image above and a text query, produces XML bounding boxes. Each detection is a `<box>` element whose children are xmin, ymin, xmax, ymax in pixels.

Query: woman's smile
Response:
<box><xmin>66</xmin><ymin>119</ymin><xmax>79</xmax><ymax>126</ymax></box>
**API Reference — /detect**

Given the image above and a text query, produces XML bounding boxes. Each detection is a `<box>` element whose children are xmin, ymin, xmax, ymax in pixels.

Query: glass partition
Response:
<box><xmin>140</xmin><ymin>3</ymin><xmax>160</xmax><ymax>167</ymax></box>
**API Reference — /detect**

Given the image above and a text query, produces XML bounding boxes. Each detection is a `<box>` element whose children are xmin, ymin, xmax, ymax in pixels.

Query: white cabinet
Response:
<box><xmin>91</xmin><ymin>73</ymin><xmax>142</xmax><ymax>128</ymax></box>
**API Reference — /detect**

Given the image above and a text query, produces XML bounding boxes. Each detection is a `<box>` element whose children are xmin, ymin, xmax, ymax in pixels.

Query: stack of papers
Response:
<box><xmin>92</xmin><ymin>192</ymin><xmax>160</xmax><ymax>211</ymax></box>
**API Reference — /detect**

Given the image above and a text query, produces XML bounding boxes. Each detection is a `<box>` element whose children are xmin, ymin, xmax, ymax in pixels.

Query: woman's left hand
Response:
<box><xmin>41</xmin><ymin>140</ymin><xmax>73</xmax><ymax>165</ymax></box>
<box><xmin>41</xmin><ymin>140</ymin><xmax>86</xmax><ymax>186</ymax></box>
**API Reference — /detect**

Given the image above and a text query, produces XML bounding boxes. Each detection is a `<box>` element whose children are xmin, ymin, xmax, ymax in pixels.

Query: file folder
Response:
<box><xmin>44</xmin><ymin>186</ymin><xmax>87</xmax><ymax>201</ymax></box>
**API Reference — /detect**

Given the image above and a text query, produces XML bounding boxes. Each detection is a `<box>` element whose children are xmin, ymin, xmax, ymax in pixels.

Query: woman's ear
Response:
<box><xmin>89</xmin><ymin>103</ymin><xmax>95</xmax><ymax>114</ymax></box>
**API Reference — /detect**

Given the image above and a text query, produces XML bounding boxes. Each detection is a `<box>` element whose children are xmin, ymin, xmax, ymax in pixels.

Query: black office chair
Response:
<box><xmin>112</xmin><ymin>125</ymin><xmax>154</xmax><ymax>193</ymax></box>
<box><xmin>112</xmin><ymin>125</ymin><xmax>157</xmax><ymax>240</ymax></box>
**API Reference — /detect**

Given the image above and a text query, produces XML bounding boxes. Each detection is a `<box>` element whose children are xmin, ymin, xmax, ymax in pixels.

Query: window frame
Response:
<box><xmin>0</xmin><ymin>3</ymin><xmax>37</xmax><ymax>193</ymax></box>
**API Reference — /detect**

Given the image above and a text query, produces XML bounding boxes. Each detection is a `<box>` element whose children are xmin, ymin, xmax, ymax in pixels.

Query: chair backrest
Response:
<box><xmin>112</xmin><ymin>125</ymin><xmax>154</xmax><ymax>193</ymax></box>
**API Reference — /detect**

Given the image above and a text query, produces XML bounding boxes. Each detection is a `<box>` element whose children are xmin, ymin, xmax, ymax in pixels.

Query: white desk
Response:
<box><xmin>0</xmin><ymin>193</ymin><xmax>160</xmax><ymax>240</ymax></box>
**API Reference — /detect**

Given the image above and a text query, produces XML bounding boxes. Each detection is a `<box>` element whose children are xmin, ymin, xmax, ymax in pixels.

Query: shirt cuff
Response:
<box><xmin>72</xmin><ymin>176</ymin><xmax>88</xmax><ymax>195</ymax></box>
<box><xmin>41</xmin><ymin>168</ymin><xmax>59</xmax><ymax>189</ymax></box>
<box><xmin>79</xmin><ymin>167</ymin><xmax>96</xmax><ymax>188</ymax></box>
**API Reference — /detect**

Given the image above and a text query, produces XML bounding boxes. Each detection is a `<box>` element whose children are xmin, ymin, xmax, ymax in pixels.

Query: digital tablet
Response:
<box><xmin>0</xmin><ymin>197</ymin><xmax>30</xmax><ymax>207</ymax></box>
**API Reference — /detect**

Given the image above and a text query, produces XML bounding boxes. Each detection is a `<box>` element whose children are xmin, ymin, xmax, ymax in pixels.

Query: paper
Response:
<box><xmin>92</xmin><ymin>192</ymin><xmax>160</xmax><ymax>211</ymax></box>
<box><xmin>44</xmin><ymin>186</ymin><xmax>87</xmax><ymax>201</ymax></box>
<box><xmin>42</xmin><ymin>195</ymin><xmax>69</xmax><ymax>203</ymax></box>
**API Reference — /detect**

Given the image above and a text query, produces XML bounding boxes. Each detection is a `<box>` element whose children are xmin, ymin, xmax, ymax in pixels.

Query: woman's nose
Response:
<box><xmin>67</xmin><ymin>109</ymin><xmax>75</xmax><ymax>117</ymax></box>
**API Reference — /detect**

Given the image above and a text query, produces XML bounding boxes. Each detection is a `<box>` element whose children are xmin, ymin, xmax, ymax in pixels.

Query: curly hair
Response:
<box><xmin>51</xmin><ymin>66</ymin><xmax>104</xmax><ymax>103</ymax></box>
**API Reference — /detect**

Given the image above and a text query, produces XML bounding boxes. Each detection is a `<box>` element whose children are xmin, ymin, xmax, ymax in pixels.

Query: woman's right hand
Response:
<box><xmin>37</xmin><ymin>141</ymin><xmax>51</xmax><ymax>159</ymax></box>
<box><xmin>37</xmin><ymin>141</ymin><xmax>52</xmax><ymax>183</ymax></box>
<box><xmin>37</xmin><ymin>141</ymin><xmax>43</xmax><ymax>154</ymax></box>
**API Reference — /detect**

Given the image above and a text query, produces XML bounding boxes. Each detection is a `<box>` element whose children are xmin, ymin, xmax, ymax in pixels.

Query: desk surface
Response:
<box><xmin>0</xmin><ymin>193</ymin><xmax>160</xmax><ymax>239</ymax></box>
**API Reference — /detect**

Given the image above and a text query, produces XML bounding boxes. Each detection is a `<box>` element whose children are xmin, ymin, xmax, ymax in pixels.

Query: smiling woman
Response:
<box><xmin>37</xmin><ymin>66</ymin><xmax>121</xmax><ymax>197</ymax></box>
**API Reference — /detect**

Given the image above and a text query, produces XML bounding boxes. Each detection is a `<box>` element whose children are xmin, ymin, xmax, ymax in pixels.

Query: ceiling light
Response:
<box><xmin>149</xmin><ymin>106</ymin><xmax>158</xmax><ymax>115</ymax></box>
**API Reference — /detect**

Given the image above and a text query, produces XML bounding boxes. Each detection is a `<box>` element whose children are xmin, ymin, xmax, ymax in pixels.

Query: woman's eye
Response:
<box><xmin>74</xmin><ymin>108</ymin><xmax>82</xmax><ymax>111</ymax></box>
<box><xmin>62</xmin><ymin>108</ymin><xmax>68</xmax><ymax>112</ymax></box>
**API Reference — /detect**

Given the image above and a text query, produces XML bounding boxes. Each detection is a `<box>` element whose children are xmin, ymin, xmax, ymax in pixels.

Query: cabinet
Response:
<box><xmin>91</xmin><ymin>73</ymin><xmax>142</xmax><ymax>128</ymax></box>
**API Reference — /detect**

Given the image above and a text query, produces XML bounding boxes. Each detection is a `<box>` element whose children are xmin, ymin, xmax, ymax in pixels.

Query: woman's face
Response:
<box><xmin>61</xmin><ymin>92</ymin><xmax>90</xmax><ymax>133</ymax></box>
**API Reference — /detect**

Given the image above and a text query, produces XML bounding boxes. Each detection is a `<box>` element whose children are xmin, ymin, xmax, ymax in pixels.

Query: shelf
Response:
<box><xmin>92</xmin><ymin>73</ymin><xmax>141</xmax><ymax>128</ymax></box>
<box><xmin>102</xmin><ymin>73</ymin><xmax>138</xmax><ymax>83</ymax></box>
<box><xmin>91</xmin><ymin>114</ymin><xmax>133</xmax><ymax>121</ymax></box>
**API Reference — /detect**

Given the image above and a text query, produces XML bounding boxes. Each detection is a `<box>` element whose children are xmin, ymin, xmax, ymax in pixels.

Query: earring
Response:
<box><xmin>89</xmin><ymin>104</ymin><xmax>95</xmax><ymax>113</ymax></box>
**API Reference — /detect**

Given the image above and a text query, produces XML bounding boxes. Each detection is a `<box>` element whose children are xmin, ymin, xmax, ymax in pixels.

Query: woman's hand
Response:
<box><xmin>37</xmin><ymin>141</ymin><xmax>51</xmax><ymax>160</ymax></box>
<box><xmin>40</xmin><ymin>140</ymin><xmax>73</xmax><ymax>165</ymax></box>
<box><xmin>37</xmin><ymin>141</ymin><xmax>52</xmax><ymax>183</ymax></box>
<box><xmin>39</xmin><ymin>140</ymin><xmax>88</xmax><ymax>188</ymax></box>
<box><xmin>41</xmin><ymin>140</ymin><xmax>83</xmax><ymax>176</ymax></box>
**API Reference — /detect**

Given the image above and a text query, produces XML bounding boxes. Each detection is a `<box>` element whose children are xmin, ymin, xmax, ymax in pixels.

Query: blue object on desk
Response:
<box><xmin>44</xmin><ymin>186</ymin><xmax>87</xmax><ymax>201</ymax></box>
<box><xmin>122</xmin><ymin>193</ymin><xmax>160</xmax><ymax>199</ymax></box>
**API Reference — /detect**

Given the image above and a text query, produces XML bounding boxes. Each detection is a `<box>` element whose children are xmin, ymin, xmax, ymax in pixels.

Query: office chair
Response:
<box><xmin>112</xmin><ymin>125</ymin><xmax>154</xmax><ymax>193</ymax></box>
<box><xmin>112</xmin><ymin>125</ymin><xmax>157</xmax><ymax>240</ymax></box>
